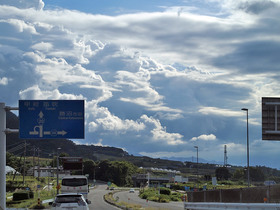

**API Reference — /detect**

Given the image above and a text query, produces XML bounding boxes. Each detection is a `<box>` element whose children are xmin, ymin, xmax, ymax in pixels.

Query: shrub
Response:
<box><xmin>159</xmin><ymin>194</ymin><xmax>170</xmax><ymax>203</ymax></box>
<box><xmin>160</xmin><ymin>187</ymin><xmax>171</xmax><ymax>195</ymax></box>
<box><xmin>13</xmin><ymin>191</ymin><xmax>30</xmax><ymax>201</ymax></box>
<box><xmin>171</xmin><ymin>184</ymin><xmax>184</xmax><ymax>191</ymax></box>
<box><xmin>149</xmin><ymin>196</ymin><xmax>159</xmax><ymax>202</ymax></box>
<box><xmin>29</xmin><ymin>204</ymin><xmax>45</xmax><ymax>209</ymax></box>
<box><xmin>140</xmin><ymin>191</ymin><xmax>154</xmax><ymax>199</ymax></box>
<box><xmin>170</xmin><ymin>195</ymin><xmax>181</xmax><ymax>201</ymax></box>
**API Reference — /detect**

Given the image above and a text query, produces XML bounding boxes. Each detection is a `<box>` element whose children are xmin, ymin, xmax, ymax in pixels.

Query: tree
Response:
<box><xmin>250</xmin><ymin>167</ymin><xmax>265</xmax><ymax>182</ymax></box>
<box><xmin>233</xmin><ymin>168</ymin><xmax>245</xmax><ymax>180</ymax></box>
<box><xmin>215</xmin><ymin>167</ymin><xmax>231</xmax><ymax>180</ymax></box>
<box><xmin>83</xmin><ymin>160</ymin><xmax>95</xmax><ymax>180</ymax></box>
<box><xmin>96</xmin><ymin>160</ymin><xmax>138</xmax><ymax>186</ymax></box>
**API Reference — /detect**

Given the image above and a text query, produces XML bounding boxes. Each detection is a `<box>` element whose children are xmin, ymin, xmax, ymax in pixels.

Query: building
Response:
<box><xmin>27</xmin><ymin>166</ymin><xmax>71</xmax><ymax>177</ymax></box>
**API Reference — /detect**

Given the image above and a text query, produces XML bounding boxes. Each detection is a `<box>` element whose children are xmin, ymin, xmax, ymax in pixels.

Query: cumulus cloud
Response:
<box><xmin>1</xmin><ymin>0</ymin><xmax>280</xmax><ymax>167</ymax></box>
<box><xmin>0</xmin><ymin>77</ymin><xmax>8</xmax><ymax>85</ymax></box>
<box><xmin>190</xmin><ymin>134</ymin><xmax>217</xmax><ymax>142</ymax></box>
<box><xmin>198</xmin><ymin>107</ymin><xmax>244</xmax><ymax>117</ymax></box>
<box><xmin>0</xmin><ymin>0</ymin><xmax>44</xmax><ymax>10</ymax></box>
<box><xmin>140</xmin><ymin>115</ymin><xmax>184</xmax><ymax>145</ymax></box>
<box><xmin>19</xmin><ymin>85</ymin><xmax>84</xmax><ymax>100</ymax></box>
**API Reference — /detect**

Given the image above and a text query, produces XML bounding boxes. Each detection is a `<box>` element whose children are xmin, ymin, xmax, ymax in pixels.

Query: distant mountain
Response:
<box><xmin>163</xmin><ymin>156</ymin><xmax>224</xmax><ymax>165</ymax></box>
<box><xmin>6</xmin><ymin>111</ymin><xmax>128</xmax><ymax>160</ymax></box>
<box><xmin>6</xmin><ymin>111</ymin><xmax>280</xmax><ymax>178</ymax></box>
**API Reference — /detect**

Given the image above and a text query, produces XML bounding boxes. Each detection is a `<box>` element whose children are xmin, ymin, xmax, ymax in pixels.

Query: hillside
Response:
<box><xmin>6</xmin><ymin>111</ymin><xmax>128</xmax><ymax>160</ymax></box>
<box><xmin>6</xmin><ymin>111</ymin><xmax>280</xmax><ymax>179</ymax></box>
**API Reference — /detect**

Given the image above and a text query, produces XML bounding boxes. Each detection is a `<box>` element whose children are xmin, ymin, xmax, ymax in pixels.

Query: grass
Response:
<box><xmin>6</xmin><ymin>175</ymin><xmax>57</xmax><ymax>209</ymax></box>
<box><xmin>116</xmin><ymin>201</ymin><xmax>142</xmax><ymax>210</ymax></box>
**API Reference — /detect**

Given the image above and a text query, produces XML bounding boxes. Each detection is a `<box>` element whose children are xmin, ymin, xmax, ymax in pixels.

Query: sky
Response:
<box><xmin>1</xmin><ymin>0</ymin><xmax>280</xmax><ymax>169</ymax></box>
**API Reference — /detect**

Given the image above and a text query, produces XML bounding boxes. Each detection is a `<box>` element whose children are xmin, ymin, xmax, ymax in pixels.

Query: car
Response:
<box><xmin>50</xmin><ymin>193</ymin><xmax>91</xmax><ymax>210</ymax></box>
<box><xmin>129</xmin><ymin>188</ymin><xmax>135</xmax><ymax>193</ymax></box>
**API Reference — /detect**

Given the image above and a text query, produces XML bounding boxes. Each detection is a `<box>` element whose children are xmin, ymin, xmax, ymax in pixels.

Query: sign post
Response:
<box><xmin>19</xmin><ymin>100</ymin><xmax>84</xmax><ymax>139</ymax></box>
<box><xmin>1</xmin><ymin>100</ymin><xmax>84</xmax><ymax>209</ymax></box>
<box><xmin>0</xmin><ymin>103</ymin><xmax>19</xmax><ymax>210</ymax></box>
<box><xmin>0</xmin><ymin>103</ymin><xmax>6</xmax><ymax>210</ymax></box>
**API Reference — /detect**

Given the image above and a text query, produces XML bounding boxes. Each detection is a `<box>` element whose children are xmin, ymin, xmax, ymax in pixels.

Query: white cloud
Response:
<box><xmin>1</xmin><ymin>0</ymin><xmax>280</xmax><ymax>168</ymax></box>
<box><xmin>19</xmin><ymin>85</ymin><xmax>84</xmax><ymax>100</ymax></box>
<box><xmin>191</xmin><ymin>134</ymin><xmax>217</xmax><ymax>142</ymax></box>
<box><xmin>31</xmin><ymin>42</ymin><xmax>53</xmax><ymax>51</ymax></box>
<box><xmin>0</xmin><ymin>77</ymin><xmax>8</xmax><ymax>85</ymax></box>
<box><xmin>198</xmin><ymin>107</ymin><xmax>244</xmax><ymax>117</ymax></box>
<box><xmin>141</xmin><ymin>115</ymin><xmax>184</xmax><ymax>145</ymax></box>
<box><xmin>0</xmin><ymin>0</ymin><xmax>44</xmax><ymax>10</ymax></box>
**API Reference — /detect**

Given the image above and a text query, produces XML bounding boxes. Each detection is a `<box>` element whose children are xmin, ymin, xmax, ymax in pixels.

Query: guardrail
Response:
<box><xmin>184</xmin><ymin>202</ymin><xmax>280</xmax><ymax>210</ymax></box>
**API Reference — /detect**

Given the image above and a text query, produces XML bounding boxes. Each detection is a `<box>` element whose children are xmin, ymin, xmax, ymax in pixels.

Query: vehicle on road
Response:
<box><xmin>61</xmin><ymin>175</ymin><xmax>89</xmax><ymax>199</ymax></box>
<box><xmin>129</xmin><ymin>188</ymin><xmax>135</xmax><ymax>193</ymax></box>
<box><xmin>50</xmin><ymin>193</ymin><xmax>90</xmax><ymax>210</ymax></box>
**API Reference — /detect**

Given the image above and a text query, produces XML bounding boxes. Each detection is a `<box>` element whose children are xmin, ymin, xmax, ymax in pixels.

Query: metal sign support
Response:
<box><xmin>0</xmin><ymin>103</ymin><xmax>18</xmax><ymax>210</ymax></box>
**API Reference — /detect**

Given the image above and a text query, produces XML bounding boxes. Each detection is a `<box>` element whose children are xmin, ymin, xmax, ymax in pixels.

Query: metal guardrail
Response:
<box><xmin>184</xmin><ymin>202</ymin><xmax>280</xmax><ymax>210</ymax></box>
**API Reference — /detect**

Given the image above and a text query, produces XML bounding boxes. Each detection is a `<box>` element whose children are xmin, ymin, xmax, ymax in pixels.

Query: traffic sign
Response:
<box><xmin>19</xmin><ymin>100</ymin><xmax>84</xmax><ymax>139</ymax></box>
<box><xmin>262</xmin><ymin>97</ymin><xmax>280</xmax><ymax>140</ymax></box>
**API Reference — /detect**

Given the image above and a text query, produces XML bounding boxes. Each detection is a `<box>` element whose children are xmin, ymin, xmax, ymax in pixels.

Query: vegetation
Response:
<box><xmin>139</xmin><ymin>188</ymin><xmax>184</xmax><ymax>203</ymax></box>
<box><xmin>91</xmin><ymin>160</ymin><xmax>141</xmax><ymax>186</ymax></box>
<box><xmin>6</xmin><ymin>175</ymin><xmax>56</xmax><ymax>209</ymax></box>
<box><xmin>6</xmin><ymin>111</ymin><xmax>280</xmax><ymax>207</ymax></box>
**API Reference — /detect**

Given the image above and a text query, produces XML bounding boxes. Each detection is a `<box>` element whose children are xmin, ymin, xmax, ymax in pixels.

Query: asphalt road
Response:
<box><xmin>114</xmin><ymin>189</ymin><xmax>184</xmax><ymax>210</ymax></box>
<box><xmin>87</xmin><ymin>183</ymin><xmax>119</xmax><ymax>210</ymax></box>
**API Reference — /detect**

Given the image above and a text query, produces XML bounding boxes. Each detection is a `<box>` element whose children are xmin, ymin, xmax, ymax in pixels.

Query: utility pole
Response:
<box><xmin>0</xmin><ymin>103</ymin><xmax>6</xmax><ymax>210</ymax></box>
<box><xmin>0</xmin><ymin>103</ymin><xmax>19</xmax><ymax>210</ymax></box>
<box><xmin>37</xmin><ymin>148</ymin><xmax>40</xmax><ymax>179</ymax></box>
<box><xmin>33</xmin><ymin>146</ymin><xmax>36</xmax><ymax>177</ymax></box>
<box><xmin>23</xmin><ymin>140</ymin><xmax>26</xmax><ymax>186</ymax></box>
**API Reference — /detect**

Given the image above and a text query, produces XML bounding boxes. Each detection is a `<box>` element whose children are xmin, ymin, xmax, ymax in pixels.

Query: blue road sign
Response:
<box><xmin>19</xmin><ymin>100</ymin><xmax>84</xmax><ymax>139</ymax></box>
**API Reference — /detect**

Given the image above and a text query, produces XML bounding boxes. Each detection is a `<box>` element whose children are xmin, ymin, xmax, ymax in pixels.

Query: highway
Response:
<box><xmin>113</xmin><ymin>190</ymin><xmax>184</xmax><ymax>210</ymax></box>
<box><xmin>88</xmin><ymin>183</ymin><xmax>184</xmax><ymax>209</ymax></box>
<box><xmin>87</xmin><ymin>183</ymin><xmax>119</xmax><ymax>210</ymax></box>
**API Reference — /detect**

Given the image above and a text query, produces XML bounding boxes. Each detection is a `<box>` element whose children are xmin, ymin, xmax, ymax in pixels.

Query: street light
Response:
<box><xmin>56</xmin><ymin>147</ymin><xmax>61</xmax><ymax>195</ymax></box>
<box><xmin>194</xmin><ymin>146</ymin><xmax>198</xmax><ymax>186</ymax></box>
<box><xmin>241</xmin><ymin>108</ymin><xmax>250</xmax><ymax>187</ymax></box>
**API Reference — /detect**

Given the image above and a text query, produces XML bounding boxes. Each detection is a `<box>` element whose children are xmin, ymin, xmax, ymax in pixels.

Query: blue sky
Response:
<box><xmin>43</xmin><ymin>0</ymin><xmax>212</xmax><ymax>15</ymax></box>
<box><xmin>1</xmin><ymin>0</ymin><xmax>280</xmax><ymax>169</ymax></box>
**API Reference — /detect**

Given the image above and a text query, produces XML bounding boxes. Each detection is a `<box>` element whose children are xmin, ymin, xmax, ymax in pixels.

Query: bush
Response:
<box><xmin>160</xmin><ymin>187</ymin><xmax>171</xmax><ymax>195</ymax></box>
<box><xmin>29</xmin><ymin>204</ymin><xmax>45</xmax><ymax>209</ymax></box>
<box><xmin>149</xmin><ymin>196</ymin><xmax>159</xmax><ymax>202</ymax></box>
<box><xmin>140</xmin><ymin>191</ymin><xmax>154</xmax><ymax>199</ymax></box>
<box><xmin>159</xmin><ymin>194</ymin><xmax>170</xmax><ymax>203</ymax></box>
<box><xmin>12</xmin><ymin>190</ymin><xmax>34</xmax><ymax>201</ymax></box>
<box><xmin>13</xmin><ymin>191</ymin><xmax>30</xmax><ymax>201</ymax></box>
<box><xmin>171</xmin><ymin>184</ymin><xmax>184</xmax><ymax>191</ymax></box>
<box><xmin>170</xmin><ymin>192</ymin><xmax>183</xmax><ymax>201</ymax></box>
<box><xmin>170</xmin><ymin>195</ymin><xmax>181</xmax><ymax>201</ymax></box>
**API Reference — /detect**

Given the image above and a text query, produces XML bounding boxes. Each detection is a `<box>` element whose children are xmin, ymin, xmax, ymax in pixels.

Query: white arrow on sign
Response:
<box><xmin>43</xmin><ymin>130</ymin><xmax>67</xmax><ymax>136</ymax></box>
<box><xmin>39</xmin><ymin>111</ymin><xmax>44</xmax><ymax>118</ymax></box>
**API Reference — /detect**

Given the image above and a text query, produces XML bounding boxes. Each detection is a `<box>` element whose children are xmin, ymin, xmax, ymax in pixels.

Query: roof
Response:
<box><xmin>5</xmin><ymin>166</ymin><xmax>18</xmax><ymax>174</ymax></box>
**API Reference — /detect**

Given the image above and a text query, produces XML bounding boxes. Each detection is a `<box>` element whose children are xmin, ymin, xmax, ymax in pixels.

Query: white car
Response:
<box><xmin>129</xmin><ymin>188</ymin><xmax>135</xmax><ymax>193</ymax></box>
<box><xmin>50</xmin><ymin>193</ymin><xmax>90</xmax><ymax>210</ymax></box>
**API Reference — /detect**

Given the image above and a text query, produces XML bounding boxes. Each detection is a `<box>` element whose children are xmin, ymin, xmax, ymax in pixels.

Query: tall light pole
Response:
<box><xmin>194</xmin><ymin>146</ymin><xmax>198</xmax><ymax>186</ymax></box>
<box><xmin>56</xmin><ymin>147</ymin><xmax>61</xmax><ymax>195</ymax></box>
<box><xmin>241</xmin><ymin>108</ymin><xmax>250</xmax><ymax>187</ymax></box>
